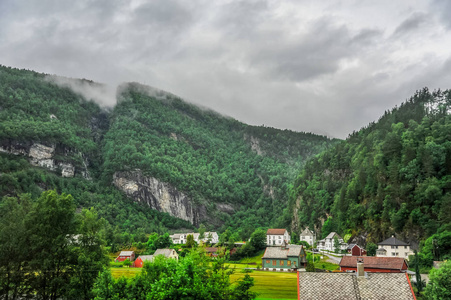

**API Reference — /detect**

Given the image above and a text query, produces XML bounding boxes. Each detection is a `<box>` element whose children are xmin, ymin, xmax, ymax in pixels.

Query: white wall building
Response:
<box><xmin>170</xmin><ymin>232</ymin><xmax>219</xmax><ymax>244</ymax></box>
<box><xmin>317</xmin><ymin>232</ymin><xmax>347</xmax><ymax>252</ymax></box>
<box><xmin>376</xmin><ymin>235</ymin><xmax>413</xmax><ymax>259</ymax></box>
<box><xmin>299</xmin><ymin>227</ymin><xmax>316</xmax><ymax>246</ymax></box>
<box><xmin>266</xmin><ymin>229</ymin><xmax>291</xmax><ymax>246</ymax></box>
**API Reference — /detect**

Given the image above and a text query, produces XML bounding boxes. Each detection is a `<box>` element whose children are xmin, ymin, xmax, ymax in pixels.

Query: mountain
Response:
<box><xmin>0</xmin><ymin>65</ymin><xmax>337</xmax><ymax>236</ymax></box>
<box><xmin>288</xmin><ymin>87</ymin><xmax>451</xmax><ymax>246</ymax></box>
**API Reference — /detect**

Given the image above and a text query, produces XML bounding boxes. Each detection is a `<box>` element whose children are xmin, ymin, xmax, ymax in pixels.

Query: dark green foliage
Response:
<box><xmin>366</xmin><ymin>243</ymin><xmax>377</xmax><ymax>256</ymax></box>
<box><xmin>102</xmin><ymin>83</ymin><xmax>336</xmax><ymax>230</ymax></box>
<box><xmin>290</xmin><ymin>88</ymin><xmax>451</xmax><ymax>245</ymax></box>
<box><xmin>306</xmin><ymin>260</ymin><xmax>315</xmax><ymax>272</ymax></box>
<box><xmin>424</xmin><ymin>260</ymin><xmax>451</xmax><ymax>300</ymax></box>
<box><xmin>186</xmin><ymin>234</ymin><xmax>196</xmax><ymax>248</ymax></box>
<box><xmin>249</xmin><ymin>229</ymin><xmax>267</xmax><ymax>251</ymax></box>
<box><xmin>0</xmin><ymin>190</ymin><xmax>109</xmax><ymax>299</ymax></box>
<box><xmin>0</xmin><ymin>65</ymin><xmax>335</xmax><ymax>236</ymax></box>
<box><xmin>93</xmin><ymin>251</ymin><xmax>255</xmax><ymax>300</ymax></box>
<box><xmin>146</xmin><ymin>233</ymin><xmax>173</xmax><ymax>253</ymax></box>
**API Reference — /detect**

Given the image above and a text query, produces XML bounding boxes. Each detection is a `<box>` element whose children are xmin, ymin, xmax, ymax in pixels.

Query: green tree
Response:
<box><xmin>68</xmin><ymin>208</ymin><xmax>109</xmax><ymax>300</ymax></box>
<box><xmin>306</xmin><ymin>260</ymin><xmax>315</xmax><ymax>272</ymax></box>
<box><xmin>424</xmin><ymin>260</ymin><xmax>451</xmax><ymax>300</ymax></box>
<box><xmin>333</xmin><ymin>236</ymin><xmax>340</xmax><ymax>253</ymax></box>
<box><xmin>413</xmin><ymin>250</ymin><xmax>424</xmax><ymax>295</ymax></box>
<box><xmin>232</xmin><ymin>274</ymin><xmax>257</xmax><ymax>299</ymax></box>
<box><xmin>123</xmin><ymin>258</ymin><xmax>132</xmax><ymax>268</ymax></box>
<box><xmin>186</xmin><ymin>234</ymin><xmax>196</xmax><ymax>248</ymax></box>
<box><xmin>249</xmin><ymin>229</ymin><xmax>266</xmax><ymax>251</ymax></box>
<box><xmin>366</xmin><ymin>243</ymin><xmax>377</xmax><ymax>256</ymax></box>
<box><xmin>0</xmin><ymin>195</ymin><xmax>31</xmax><ymax>299</ymax></box>
<box><xmin>26</xmin><ymin>190</ymin><xmax>76</xmax><ymax>300</ymax></box>
<box><xmin>92</xmin><ymin>269</ymin><xmax>116</xmax><ymax>300</ymax></box>
<box><xmin>199</xmin><ymin>224</ymin><xmax>206</xmax><ymax>240</ymax></box>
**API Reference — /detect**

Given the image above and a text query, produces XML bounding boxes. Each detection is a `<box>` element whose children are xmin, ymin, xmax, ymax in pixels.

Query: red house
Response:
<box><xmin>133</xmin><ymin>255</ymin><xmax>154</xmax><ymax>268</ymax></box>
<box><xmin>339</xmin><ymin>256</ymin><xmax>408</xmax><ymax>273</ymax></box>
<box><xmin>347</xmin><ymin>244</ymin><xmax>367</xmax><ymax>256</ymax></box>
<box><xmin>115</xmin><ymin>250</ymin><xmax>135</xmax><ymax>262</ymax></box>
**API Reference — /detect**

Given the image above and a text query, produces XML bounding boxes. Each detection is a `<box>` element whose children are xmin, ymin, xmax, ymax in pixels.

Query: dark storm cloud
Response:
<box><xmin>1</xmin><ymin>0</ymin><xmax>450</xmax><ymax>138</ymax></box>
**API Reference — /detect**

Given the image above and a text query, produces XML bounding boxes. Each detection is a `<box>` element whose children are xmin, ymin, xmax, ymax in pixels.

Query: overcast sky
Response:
<box><xmin>1</xmin><ymin>0</ymin><xmax>451</xmax><ymax>138</ymax></box>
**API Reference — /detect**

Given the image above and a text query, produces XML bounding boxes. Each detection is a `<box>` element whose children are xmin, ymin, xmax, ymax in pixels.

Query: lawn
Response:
<box><xmin>111</xmin><ymin>264</ymin><xmax>297</xmax><ymax>299</ymax></box>
<box><xmin>314</xmin><ymin>257</ymin><xmax>340</xmax><ymax>271</ymax></box>
<box><xmin>228</xmin><ymin>264</ymin><xmax>297</xmax><ymax>300</ymax></box>
<box><xmin>111</xmin><ymin>267</ymin><xmax>142</xmax><ymax>278</ymax></box>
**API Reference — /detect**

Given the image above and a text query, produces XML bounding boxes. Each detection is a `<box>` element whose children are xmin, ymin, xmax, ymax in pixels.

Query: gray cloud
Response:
<box><xmin>393</xmin><ymin>12</ymin><xmax>428</xmax><ymax>37</ymax></box>
<box><xmin>1</xmin><ymin>0</ymin><xmax>450</xmax><ymax>138</ymax></box>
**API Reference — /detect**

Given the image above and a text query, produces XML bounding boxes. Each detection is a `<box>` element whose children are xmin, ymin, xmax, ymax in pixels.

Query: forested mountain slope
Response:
<box><xmin>289</xmin><ymin>88</ymin><xmax>451</xmax><ymax>245</ymax></box>
<box><xmin>0</xmin><ymin>65</ymin><xmax>337</xmax><ymax>236</ymax></box>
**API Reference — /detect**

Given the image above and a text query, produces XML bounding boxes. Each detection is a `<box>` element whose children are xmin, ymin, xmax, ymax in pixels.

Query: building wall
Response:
<box><xmin>378</xmin><ymin>245</ymin><xmax>412</xmax><ymax>258</ymax></box>
<box><xmin>262</xmin><ymin>257</ymin><xmax>299</xmax><ymax>269</ymax></box>
<box><xmin>134</xmin><ymin>258</ymin><xmax>144</xmax><ymax>268</ymax></box>
<box><xmin>115</xmin><ymin>255</ymin><xmax>134</xmax><ymax>262</ymax></box>
<box><xmin>266</xmin><ymin>232</ymin><xmax>291</xmax><ymax>246</ymax></box>
<box><xmin>300</xmin><ymin>234</ymin><xmax>315</xmax><ymax>245</ymax></box>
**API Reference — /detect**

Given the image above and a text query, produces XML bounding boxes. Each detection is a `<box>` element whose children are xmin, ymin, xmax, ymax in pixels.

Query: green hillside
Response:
<box><xmin>0</xmin><ymin>65</ymin><xmax>337</xmax><ymax>238</ymax></box>
<box><xmin>289</xmin><ymin>88</ymin><xmax>451</xmax><ymax>245</ymax></box>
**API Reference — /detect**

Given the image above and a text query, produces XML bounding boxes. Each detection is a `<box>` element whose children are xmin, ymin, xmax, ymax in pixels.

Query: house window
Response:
<box><xmin>266</xmin><ymin>260</ymin><xmax>270</xmax><ymax>264</ymax></box>
<box><xmin>279</xmin><ymin>236</ymin><xmax>282</xmax><ymax>239</ymax></box>
<box><xmin>280</xmin><ymin>260</ymin><xmax>284</xmax><ymax>266</ymax></box>
<box><xmin>272</xmin><ymin>260</ymin><xmax>276</xmax><ymax>266</ymax></box>
<box><xmin>405</xmin><ymin>246</ymin><xmax>408</xmax><ymax>249</ymax></box>
<box><xmin>287</xmin><ymin>260</ymin><xmax>291</xmax><ymax>266</ymax></box>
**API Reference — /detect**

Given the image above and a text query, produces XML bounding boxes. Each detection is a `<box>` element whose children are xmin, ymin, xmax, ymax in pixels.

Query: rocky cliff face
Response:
<box><xmin>113</xmin><ymin>170</ymin><xmax>207</xmax><ymax>225</ymax></box>
<box><xmin>0</xmin><ymin>140</ymin><xmax>88</xmax><ymax>178</ymax></box>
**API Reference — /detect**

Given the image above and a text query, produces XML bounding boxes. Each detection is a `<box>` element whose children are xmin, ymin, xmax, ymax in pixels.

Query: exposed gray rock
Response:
<box><xmin>59</xmin><ymin>162</ymin><xmax>75</xmax><ymax>177</ymax></box>
<box><xmin>216</xmin><ymin>203</ymin><xmax>235</xmax><ymax>214</ymax></box>
<box><xmin>0</xmin><ymin>140</ymin><xmax>89</xmax><ymax>179</ymax></box>
<box><xmin>29</xmin><ymin>143</ymin><xmax>56</xmax><ymax>169</ymax></box>
<box><xmin>113</xmin><ymin>170</ymin><xmax>206</xmax><ymax>225</ymax></box>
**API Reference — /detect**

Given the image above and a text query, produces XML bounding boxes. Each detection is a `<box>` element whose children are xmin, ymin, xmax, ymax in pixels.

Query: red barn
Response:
<box><xmin>347</xmin><ymin>244</ymin><xmax>367</xmax><ymax>256</ymax></box>
<box><xmin>133</xmin><ymin>255</ymin><xmax>154</xmax><ymax>268</ymax></box>
<box><xmin>115</xmin><ymin>251</ymin><xmax>135</xmax><ymax>262</ymax></box>
<box><xmin>340</xmin><ymin>256</ymin><xmax>408</xmax><ymax>273</ymax></box>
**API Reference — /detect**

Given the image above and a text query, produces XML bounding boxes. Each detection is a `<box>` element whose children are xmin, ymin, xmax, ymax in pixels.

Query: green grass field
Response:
<box><xmin>111</xmin><ymin>267</ymin><xmax>142</xmax><ymax>278</ymax></box>
<box><xmin>111</xmin><ymin>264</ymin><xmax>297</xmax><ymax>299</ymax></box>
<box><xmin>230</xmin><ymin>269</ymin><xmax>297</xmax><ymax>300</ymax></box>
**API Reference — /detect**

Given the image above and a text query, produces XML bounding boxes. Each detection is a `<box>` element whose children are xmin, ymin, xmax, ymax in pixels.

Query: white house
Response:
<box><xmin>266</xmin><ymin>229</ymin><xmax>291</xmax><ymax>246</ymax></box>
<box><xmin>170</xmin><ymin>232</ymin><xmax>219</xmax><ymax>244</ymax></box>
<box><xmin>317</xmin><ymin>232</ymin><xmax>348</xmax><ymax>252</ymax></box>
<box><xmin>299</xmin><ymin>227</ymin><xmax>316</xmax><ymax>246</ymax></box>
<box><xmin>376</xmin><ymin>235</ymin><xmax>413</xmax><ymax>259</ymax></box>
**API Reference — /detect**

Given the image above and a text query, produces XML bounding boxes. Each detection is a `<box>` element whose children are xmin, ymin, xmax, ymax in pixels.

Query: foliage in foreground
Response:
<box><xmin>0</xmin><ymin>190</ymin><xmax>108</xmax><ymax>300</ymax></box>
<box><xmin>424</xmin><ymin>260</ymin><xmax>451</xmax><ymax>300</ymax></box>
<box><xmin>93</xmin><ymin>251</ymin><xmax>257</xmax><ymax>300</ymax></box>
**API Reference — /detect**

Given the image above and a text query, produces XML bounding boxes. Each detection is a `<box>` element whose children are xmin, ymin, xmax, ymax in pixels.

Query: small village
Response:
<box><xmin>111</xmin><ymin>227</ymin><xmax>433</xmax><ymax>299</ymax></box>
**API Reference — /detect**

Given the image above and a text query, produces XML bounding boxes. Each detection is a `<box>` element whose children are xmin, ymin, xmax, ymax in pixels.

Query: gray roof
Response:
<box><xmin>287</xmin><ymin>245</ymin><xmax>303</xmax><ymax>256</ymax></box>
<box><xmin>378</xmin><ymin>236</ymin><xmax>409</xmax><ymax>246</ymax></box>
<box><xmin>262</xmin><ymin>245</ymin><xmax>303</xmax><ymax>259</ymax></box>
<box><xmin>262</xmin><ymin>247</ymin><xmax>289</xmax><ymax>259</ymax></box>
<box><xmin>138</xmin><ymin>255</ymin><xmax>154</xmax><ymax>262</ymax></box>
<box><xmin>347</xmin><ymin>244</ymin><xmax>356</xmax><ymax>250</ymax></box>
<box><xmin>325</xmin><ymin>232</ymin><xmax>342</xmax><ymax>240</ymax></box>
<box><xmin>118</xmin><ymin>251</ymin><xmax>134</xmax><ymax>256</ymax></box>
<box><xmin>377</xmin><ymin>247</ymin><xmax>387</xmax><ymax>252</ymax></box>
<box><xmin>300</xmin><ymin>228</ymin><xmax>314</xmax><ymax>237</ymax></box>
<box><xmin>298</xmin><ymin>272</ymin><xmax>415</xmax><ymax>300</ymax></box>
<box><xmin>154</xmin><ymin>248</ymin><xmax>177</xmax><ymax>257</ymax></box>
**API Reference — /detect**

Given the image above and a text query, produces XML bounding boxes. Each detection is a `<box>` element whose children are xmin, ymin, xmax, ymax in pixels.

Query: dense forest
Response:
<box><xmin>0</xmin><ymin>65</ymin><xmax>336</xmax><ymax>240</ymax></box>
<box><xmin>288</xmin><ymin>88</ymin><xmax>451</xmax><ymax>253</ymax></box>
